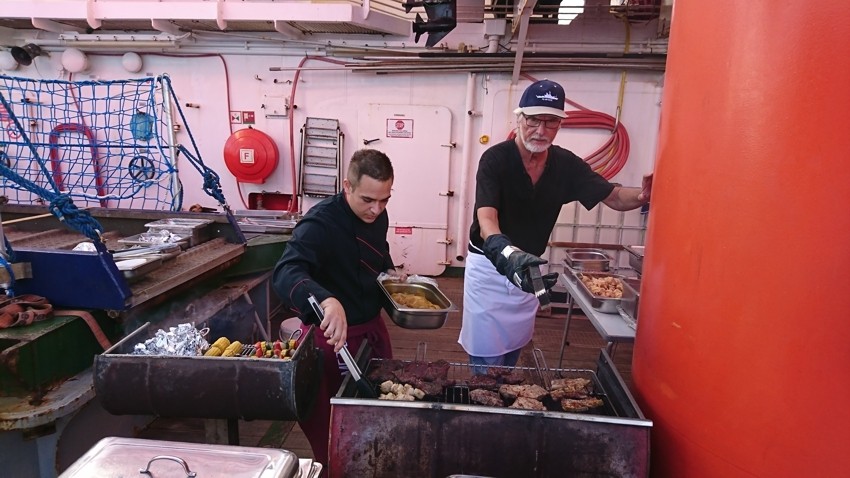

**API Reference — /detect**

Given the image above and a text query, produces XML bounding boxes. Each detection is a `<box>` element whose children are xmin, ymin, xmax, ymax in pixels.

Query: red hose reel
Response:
<box><xmin>223</xmin><ymin>127</ymin><xmax>279</xmax><ymax>184</ymax></box>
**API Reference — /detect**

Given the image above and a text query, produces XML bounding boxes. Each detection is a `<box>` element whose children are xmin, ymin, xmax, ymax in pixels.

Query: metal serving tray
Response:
<box><xmin>117</xmin><ymin>231</ymin><xmax>190</xmax><ymax>249</ymax></box>
<box><xmin>563</xmin><ymin>248</ymin><xmax>611</xmax><ymax>271</ymax></box>
<box><xmin>571</xmin><ymin>270</ymin><xmax>630</xmax><ymax>314</ymax></box>
<box><xmin>378</xmin><ymin>280</ymin><xmax>455</xmax><ymax>329</ymax></box>
<box><xmin>237</xmin><ymin>217</ymin><xmax>297</xmax><ymax>234</ymax></box>
<box><xmin>114</xmin><ymin>256</ymin><xmax>163</xmax><ymax>281</ymax></box>
<box><xmin>624</xmin><ymin>245</ymin><xmax>645</xmax><ymax>275</ymax></box>
<box><xmin>145</xmin><ymin>217</ymin><xmax>214</xmax><ymax>247</ymax></box>
<box><xmin>60</xmin><ymin>437</ymin><xmax>300</xmax><ymax>478</ymax></box>
<box><xmin>619</xmin><ymin>277</ymin><xmax>640</xmax><ymax>322</ymax></box>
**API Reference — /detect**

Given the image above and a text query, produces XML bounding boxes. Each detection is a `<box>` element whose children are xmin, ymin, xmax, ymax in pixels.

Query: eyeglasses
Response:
<box><xmin>522</xmin><ymin>114</ymin><xmax>562</xmax><ymax>130</ymax></box>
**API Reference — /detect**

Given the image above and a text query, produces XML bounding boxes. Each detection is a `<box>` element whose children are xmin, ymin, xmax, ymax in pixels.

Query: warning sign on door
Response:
<box><xmin>386</xmin><ymin>119</ymin><xmax>413</xmax><ymax>139</ymax></box>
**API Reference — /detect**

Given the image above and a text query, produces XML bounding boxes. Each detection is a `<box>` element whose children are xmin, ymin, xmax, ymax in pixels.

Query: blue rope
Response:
<box><xmin>176</xmin><ymin>145</ymin><xmax>227</xmax><ymax>206</ymax></box>
<box><xmin>0</xmin><ymin>162</ymin><xmax>105</xmax><ymax>242</ymax></box>
<box><xmin>161</xmin><ymin>75</ymin><xmax>231</xmax><ymax>209</ymax></box>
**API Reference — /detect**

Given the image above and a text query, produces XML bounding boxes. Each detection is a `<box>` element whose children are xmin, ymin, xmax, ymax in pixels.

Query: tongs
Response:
<box><xmin>307</xmin><ymin>294</ymin><xmax>377</xmax><ymax>398</ymax></box>
<box><xmin>526</xmin><ymin>265</ymin><xmax>551</xmax><ymax>310</ymax></box>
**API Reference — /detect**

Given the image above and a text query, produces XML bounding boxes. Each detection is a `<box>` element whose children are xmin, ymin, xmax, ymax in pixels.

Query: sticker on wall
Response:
<box><xmin>230</xmin><ymin>111</ymin><xmax>243</xmax><ymax>124</ymax></box>
<box><xmin>386</xmin><ymin>118</ymin><xmax>413</xmax><ymax>139</ymax></box>
<box><xmin>242</xmin><ymin>111</ymin><xmax>256</xmax><ymax>124</ymax></box>
<box><xmin>395</xmin><ymin>226</ymin><xmax>413</xmax><ymax>235</ymax></box>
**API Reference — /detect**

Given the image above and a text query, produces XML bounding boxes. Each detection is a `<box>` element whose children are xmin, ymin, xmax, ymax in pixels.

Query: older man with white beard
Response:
<box><xmin>459</xmin><ymin>79</ymin><xmax>652</xmax><ymax>370</ymax></box>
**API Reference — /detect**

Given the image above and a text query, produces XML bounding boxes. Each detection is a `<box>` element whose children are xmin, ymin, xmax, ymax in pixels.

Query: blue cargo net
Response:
<box><xmin>0</xmin><ymin>74</ymin><xmax>196</xmax><ymax>211</ymax></box>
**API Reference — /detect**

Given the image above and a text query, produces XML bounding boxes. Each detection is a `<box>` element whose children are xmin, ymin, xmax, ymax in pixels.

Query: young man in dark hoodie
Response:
<box><xmin>272</xmin><ymin>148</ymin><xmax>399</xmax><ymax>473</ymax></box>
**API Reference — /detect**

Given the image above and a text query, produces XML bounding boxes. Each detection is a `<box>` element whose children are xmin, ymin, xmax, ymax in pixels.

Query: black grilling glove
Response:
<box><xmin>482</xmin><ymin>234</ymin><xmax>548</xmax><ymax>294</ymax></box>
<box><xmin>542</xmin><ymin>273</ymin><xmax>559</xmax><ymax>291</ymax></box>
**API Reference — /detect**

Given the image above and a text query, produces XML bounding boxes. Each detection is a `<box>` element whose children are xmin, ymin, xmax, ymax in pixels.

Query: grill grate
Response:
<box><xmin>363</xmin><ymin>359</ymin><xmax>618</xmax><ymax>417</ymax></box>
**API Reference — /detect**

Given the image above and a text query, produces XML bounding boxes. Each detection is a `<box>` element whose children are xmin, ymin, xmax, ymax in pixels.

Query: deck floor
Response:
<box><xmin>136</xmin><ymin>275</ymin><xmax>634</xmax><ymax>459</ymax></box>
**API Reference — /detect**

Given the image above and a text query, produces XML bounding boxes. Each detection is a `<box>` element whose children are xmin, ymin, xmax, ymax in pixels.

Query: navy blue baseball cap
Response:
<box><xmin>514</xmin><ymin>79</ymin><xmax>567</xmax><ymax>118</ymax></box>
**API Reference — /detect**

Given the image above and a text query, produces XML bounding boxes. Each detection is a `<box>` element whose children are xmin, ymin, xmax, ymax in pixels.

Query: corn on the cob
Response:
<box><xmin>204</xmin><ymin>345</ymin><xmax>223</xmax><ymax>357</ymax></box>
<box><xmin>212</xmin><ymin>337</ymin><xmax>231</xmax><ymax>350</ymax></box>
<box><xmin>221</xmin><ymin>341</ymin><xmax>243</xmax><ymax>357</ymax></box>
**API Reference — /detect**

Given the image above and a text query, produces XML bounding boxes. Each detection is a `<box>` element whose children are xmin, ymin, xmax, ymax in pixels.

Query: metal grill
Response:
<box><xmin>362</xmin><ymin>359</ymin><xmax>618</xmax><ymax>417</ymax></box>
<box><xmin>330</xmin><ymin>349</ymin><xmax>652</xmax><ymax>477</ymax></box>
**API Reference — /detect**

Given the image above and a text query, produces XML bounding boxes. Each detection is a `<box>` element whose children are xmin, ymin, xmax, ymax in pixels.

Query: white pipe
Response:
<box><xmin>361</xmin><ymin>0</ymin><xmax>371</xmax><ymax>20</ymax></box>
<box><xmin>486</xmin><ymin>35</ymin><xmax>500</xmax><ymax>54</ymax></box>
<box><xmin>454</xmin><ymin>72</ymin><xmax>477</xmax><ymax>261</ymax></box>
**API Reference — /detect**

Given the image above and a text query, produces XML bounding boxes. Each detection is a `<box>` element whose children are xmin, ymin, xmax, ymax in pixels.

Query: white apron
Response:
<box><xmin>458</xmin><ymin>251</ymin><xmax>539</xmax><ymax>357</ymax></box>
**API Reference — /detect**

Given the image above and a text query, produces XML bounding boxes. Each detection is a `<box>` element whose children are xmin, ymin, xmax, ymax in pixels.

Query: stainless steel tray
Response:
<box><xmin>619</xmin><ymin>277</ymin><xmax>640</xmax><ymax>322</ymax></box>
<box><xmin>114</xmin><ymin>256</ymin><xmax>163</xmax><ymax>281</ymax></box>
<box><xmin>117</xmin><ymin>232</ymin><xmax>190</xmax><ymax>249</ymax></box>
<box><xmin>624</xmin><ymin>245</ymin><xmax>645</xmax><ymax>274</ymax></box>
<box><xmin>237</xmin><ymin>217</ymin><xmax>297</xmax><ymax>234</ymax></box>
<box><xmin>570</xmin><ymin>270</ymin><xmax>629</xmax><ymax>313</ymax></box>
<box><xmin>563</xmin><ymin>248</ymin><xmax>611</xmax><ymax>271</ymax></box>
<box><xmin>145</xmin><ymin>217</ymin><xmax>214</xmax><ymax>247</ymax></box>
<box><xmin>60</xmin><ymin>437</ymin><xmax>300</xmax><ymax>478</ymax></box>
<box><xmin>378</xmin><ymin>280</ymin><xmax>455</xmax><ymax>329</ymax></box>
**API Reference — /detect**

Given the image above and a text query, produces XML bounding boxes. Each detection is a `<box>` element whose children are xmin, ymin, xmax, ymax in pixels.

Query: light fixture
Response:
<box><xmin>57</xmin><ymin>33</ymin><xmax>184</xmax><ymax>48</ymax></box>
<box><xmin>10</xmin><ymin>43</ymin><xmax>49</xmax><ymax>66</ymax></box>
<box><xmin>122</xmin><ymin>52</ymin><xmax>144</xmax><ymax>73</ymax></box>
<box><xmin>61</xmin><ymin>48</ymin><xmax>89</xmax><ymax>73</ymax></box>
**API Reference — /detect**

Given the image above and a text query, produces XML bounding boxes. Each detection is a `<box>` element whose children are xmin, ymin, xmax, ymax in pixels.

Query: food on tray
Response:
<box><xmin>510</xmin><ymin>397</ymin><xmax>546</xmax><ymax>410</ymax></box>
<box><xmin>499</xmin><ymin>384</ymin><xmax>549</xmax><ymax>402</ymax></box>
<box><xmin>391</xmin><ymin>292</ymin><xmax>441</xmax><ymax>309</ymax></box>
<box><xmin>204</xmin><ymin>336</ymin><xmax>231</xmax><ymax>356</ymax></box>
<box><xmin>468</xmin><ymin>374</ymin><xmax>500</xmax><ymax>391</ymax></box>
<box><xmin>379</xmin><ymin>380</ymin><xmax>426</xmax><ymax>401</ymax></box>
<box><xmin>560</xmin><ymin>397</ymin><xmax>604</xmax><ymax>412</ymax></box>
<box><xmin>221</xmin><ymin>341</ymin><xmax>243</xmax><ymax>357</ymax></box>
<box><xmin>367</xmin><ymin>359</ymin><xmax>406</xmax><ymax>382</ymax></box>
<box><xmin>550</xmin><ymin>377</ymin><xmax>592</xmax><ymax>400</ymax></box>
<box><xmin>369</xmin><ymin>359</ymin><xmax>452</xmax><ymax>400</ymax></box>
<box><xmin>579</xmin><ymin>274</ymin><xmax>624</xmax><ymax>298</ymax></box>
<box><xmin>470</xmin><ymin>388</ymin><xmax>505</xmax><ymax>407</ymax></box>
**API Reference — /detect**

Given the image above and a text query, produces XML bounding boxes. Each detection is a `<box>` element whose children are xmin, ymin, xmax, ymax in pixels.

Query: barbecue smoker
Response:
<box><xmin>329</xmin><ymin>349</ymin><xmax>651</xmax><ymax>477</ymax></box>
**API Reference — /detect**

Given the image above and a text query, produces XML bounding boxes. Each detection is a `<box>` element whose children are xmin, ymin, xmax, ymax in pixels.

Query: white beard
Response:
<box><xmin>518</xmin><ymin>127</ymin><xmax>552</xmax><ymax>153</ymax></box>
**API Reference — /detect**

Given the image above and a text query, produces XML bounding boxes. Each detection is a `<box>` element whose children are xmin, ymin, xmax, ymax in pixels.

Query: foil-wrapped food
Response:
<box><xmin>132</xmin><ymin>322</ymin><xmax>209</xmax><ymax>356</ymax></box>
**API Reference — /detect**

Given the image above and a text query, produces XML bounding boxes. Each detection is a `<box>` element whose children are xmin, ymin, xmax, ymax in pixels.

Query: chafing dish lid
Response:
<box><xmin>60</xmin><ymin>437</ymin><xmax>300</xmax><ymax>478</ymax></box>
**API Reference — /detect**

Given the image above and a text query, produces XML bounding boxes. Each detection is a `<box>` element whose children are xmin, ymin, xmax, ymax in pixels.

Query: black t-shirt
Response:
<box><xmin>272</xmin><ymin>192</ymin><xmax>394</xmax><ymax>326</ymax></box>
<box><xmin>469</xmin><ymin>139</ymin><xmax>615</xmax><ymax>257</ymax></box>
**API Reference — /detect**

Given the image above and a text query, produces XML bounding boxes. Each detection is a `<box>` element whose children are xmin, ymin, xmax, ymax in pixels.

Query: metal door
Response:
<box><xmin>357</xmin><ymin>104</ymin><xmax>452</xmax><ymax>276</ymax></box>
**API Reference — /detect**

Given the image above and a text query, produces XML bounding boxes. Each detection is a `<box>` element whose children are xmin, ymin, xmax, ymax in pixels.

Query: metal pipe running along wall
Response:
<box><xmin>633</xmin><ymin>1</ymin><xmax>850</xmax><ymax>477</ymax></box>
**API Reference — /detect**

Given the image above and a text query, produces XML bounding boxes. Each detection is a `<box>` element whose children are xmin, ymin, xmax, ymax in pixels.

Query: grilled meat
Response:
<box><xmin>423</xmin><ymin>359</ymin><xmax>450</xmax><ymax>382</ymax></box>
<box><xmin>499</xmin><ymin>384</ymin><xmax>548</xmax><ymax>402</ymax></box>
<box><xmin>468</xmin><ymin>374</ymin><xmax>499</xmax><ymax>391</ymax></box>
<box><xmin>367</xmin><ymin>359</ymin><xmax>405</xmax><ymax>383</ymax></box>
<box><xmin>469</xmin><ymin>388</ymin><xmax>505</xmax><ymax>407</ymax></box>
<box><xmin>483</xmin><ymin>368</ymin><xmax>527</xmax><ymax>385</ymax></box>
<box><xmin>414</xmin><ymin>379</ymin><xmax>445</xmax><ymax>398</ymax></box>
<box><xmin>560</xmin><ymin>397</ymin><xmax>604</xmax><ymax>412</ymax></box>
<box><xmin>510</xmin><ymin>397</ymin><xmax>546</xmax><ymax>411</ymax></box>
<box><xmin>550</xmin><ymin>388</ymin><xmax>590</xmax><ymax>400</ymax></box>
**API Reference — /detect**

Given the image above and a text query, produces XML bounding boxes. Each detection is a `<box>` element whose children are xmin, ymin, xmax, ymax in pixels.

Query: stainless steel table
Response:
<box><xmin>557</xmin><ymin>272</ymin><xmax>636</xmax><ymax>367</ymax></box>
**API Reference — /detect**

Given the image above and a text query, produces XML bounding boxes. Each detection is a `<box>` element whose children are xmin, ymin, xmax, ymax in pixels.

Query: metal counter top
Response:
<box><xmin>557</xmin><ymin>273</ymin><xmax>636</xmax><ymax>367</ymax></box>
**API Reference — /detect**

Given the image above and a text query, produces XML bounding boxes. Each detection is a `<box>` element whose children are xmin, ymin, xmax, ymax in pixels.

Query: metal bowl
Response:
<box><xmin>378</xmin><ymin>280</ymin><xmax>455</xmax><ymax>329</ymax></box>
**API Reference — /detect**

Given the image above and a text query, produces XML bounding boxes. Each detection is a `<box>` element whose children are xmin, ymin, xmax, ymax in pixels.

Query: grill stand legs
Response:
<box><xmin>558</xmin><ymin>295</ymin><xmax>575</xmax><ymax>369</ymax></box>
